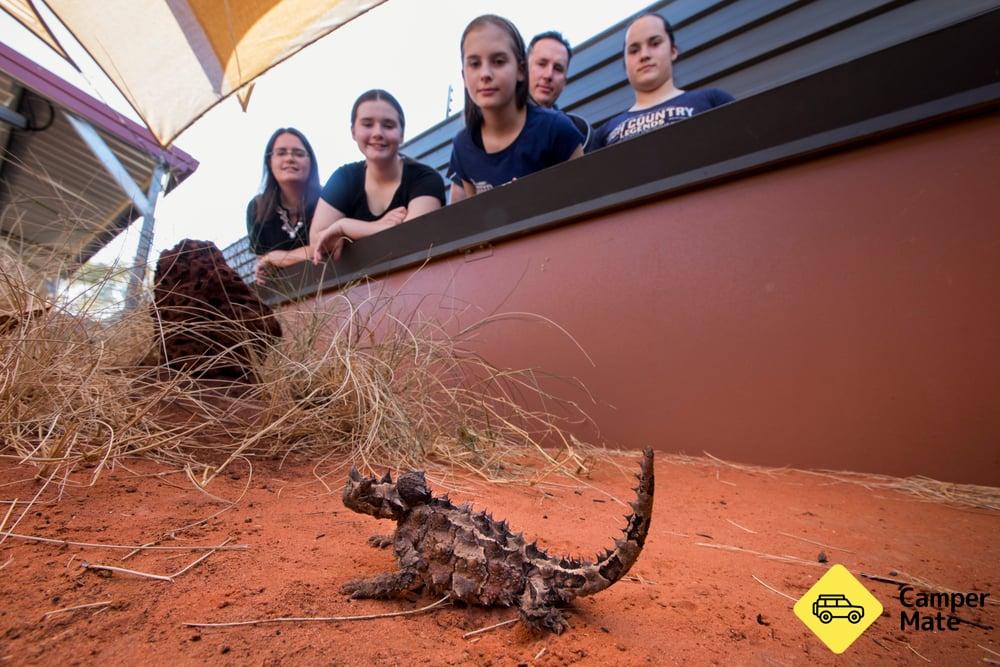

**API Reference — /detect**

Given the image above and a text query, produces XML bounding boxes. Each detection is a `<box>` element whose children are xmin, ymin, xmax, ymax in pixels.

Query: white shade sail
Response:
<box><xmin>2</xmin><ymin>0</ymin><xmax>387</xmax><ymax>147</ymax></box>
<box><xmin>0</xmin><ymin>0</ymin><xmax>73</xmax><ymax>62</ymax></box>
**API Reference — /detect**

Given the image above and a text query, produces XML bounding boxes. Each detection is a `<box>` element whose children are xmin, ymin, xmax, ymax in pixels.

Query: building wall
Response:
<box><xmin>311</xmin><ymin>113</ymin><xmax>1000</xmax><ymax>485</ymax></box>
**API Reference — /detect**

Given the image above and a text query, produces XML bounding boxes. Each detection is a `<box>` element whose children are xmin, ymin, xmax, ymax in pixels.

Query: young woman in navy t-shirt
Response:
<box><xmin>311</xmin><ymin>90</ymin><xmax>445</xmax><ymax>263</ymax></box>
<box><xmin>448</xmin><ymin>15</ymin><xmax>584</xmax><ymax>202</ymax></box>
<box><xmin>591</xmin><ymin>14</ymin><xmax>733</xmax><ymax>150</ymax></box>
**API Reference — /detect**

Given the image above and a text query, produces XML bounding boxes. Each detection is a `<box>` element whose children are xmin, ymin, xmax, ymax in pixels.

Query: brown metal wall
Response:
<box><xmin>305</xmin><ymin>114</ymin><xmax>1000</xmax><ymax>485</ymax></box>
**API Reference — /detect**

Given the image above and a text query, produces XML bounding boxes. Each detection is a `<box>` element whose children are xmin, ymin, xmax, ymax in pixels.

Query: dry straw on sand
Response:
<box><xmin>1</xmin><ymin>245</ymin><xmax>190</xmax><ymax>487</ymax></box>
<box><xmin>1</xmin><ymin>243</ymin><xmax>598</xmax><ymax>498</ymax></box>
<box><xmin>237</xmin><ymin>290</ymin><xmax>597</xmax><ymax>483</ymax></box>
<box><xmin>668</xmin><ymin>452</ymin><xmax>1000</xmax><ymax>512</ymax></box>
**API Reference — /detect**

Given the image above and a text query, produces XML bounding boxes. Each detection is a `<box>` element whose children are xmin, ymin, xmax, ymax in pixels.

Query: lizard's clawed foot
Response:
<box><xmin>367</xmin><ymin>534</ymin><xmax>393</xmax><ymax>549</ymax></box>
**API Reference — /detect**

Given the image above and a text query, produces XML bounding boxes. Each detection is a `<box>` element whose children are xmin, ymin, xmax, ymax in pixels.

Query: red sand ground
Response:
<box><xmin>0</xmin><ymin>453</ymin><xmax>996</xmax><ymax>665</ymax></box>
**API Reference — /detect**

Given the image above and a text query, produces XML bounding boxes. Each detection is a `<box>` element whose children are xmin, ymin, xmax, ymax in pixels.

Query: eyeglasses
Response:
<box><xmin>270</xmin><ymin>148</ymin><xmax>308</xmax><ymax>159</ymax></box>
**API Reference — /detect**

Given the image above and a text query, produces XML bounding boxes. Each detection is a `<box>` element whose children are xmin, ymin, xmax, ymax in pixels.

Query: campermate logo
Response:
<box><xmin>794</xmin><ymin>564</ymin><xmax>883</xmax><ymax>654</ymax></box>
<box><xmin>898</xmin><ymin>586</ymin><xmax>991</xmax><ymax>631</ymax></box>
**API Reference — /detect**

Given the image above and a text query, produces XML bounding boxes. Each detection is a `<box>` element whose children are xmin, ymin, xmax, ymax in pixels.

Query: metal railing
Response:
<box><xmin>221</xmin><ymin>235</ymin><xmax>256</xmax><ymax>284</ymax></box>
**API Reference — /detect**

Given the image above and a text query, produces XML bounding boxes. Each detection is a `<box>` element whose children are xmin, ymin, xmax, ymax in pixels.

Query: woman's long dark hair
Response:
<box><xmin>253</xmin><ymin>127</ymin><xmax>321</xmax><ymax>225</ymax></box>
<box><xmin>460</xmin><ymin>15</ymin><xmax>529</xmax><ymax>136</ymax></box>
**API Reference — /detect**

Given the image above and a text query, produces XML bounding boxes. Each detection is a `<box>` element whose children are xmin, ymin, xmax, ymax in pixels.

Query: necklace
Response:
<box><xmin>277</xmin><ymin>205</ymin><xmax>304</xmax><ymax>239</ymax></box>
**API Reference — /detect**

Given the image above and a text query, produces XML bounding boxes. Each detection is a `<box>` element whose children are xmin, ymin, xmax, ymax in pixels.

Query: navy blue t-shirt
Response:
<box><xmin>591</xmin><ymin>88</ymin><xmax>734</xmax><ymax>150</ymax></box>
<box><xmin>448</xmin><ymin>105</ymin><xmax>584</xmax><ymax>194</ymax></box>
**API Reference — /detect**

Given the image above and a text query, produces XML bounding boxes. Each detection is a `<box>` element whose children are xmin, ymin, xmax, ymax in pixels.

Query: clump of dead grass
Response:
<box><xmin>0</xmin><ymin>247</ymin><xmax>186</xmax><ymax>489</ymax></box>
<box><xmin>1</xmin><ymin>246</ymin><xmax>600</xmax><ymax>495</ymax></box>
<box><xmin>163</xmin><ymin>284</ymin><xmax>600</xmax><ymax>487</ymax></box>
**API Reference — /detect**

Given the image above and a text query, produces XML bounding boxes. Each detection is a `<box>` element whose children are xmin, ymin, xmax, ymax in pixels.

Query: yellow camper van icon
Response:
<box><xmin>795</xmin><ymin>565</ymin><xmax>882</xmax><ymax>653</ymax></box>
<box><xmin>812</xmin><ymin>593</ymin><xmax>865</xmax><ymax>624</ymax></box>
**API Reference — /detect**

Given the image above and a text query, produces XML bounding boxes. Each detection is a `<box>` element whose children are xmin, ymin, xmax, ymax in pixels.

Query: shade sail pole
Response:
<box><xmin>65</xmin><ymin>112</ymin><xmax>153</xmax><ymax>216</ymax></box>
<box><xmin>125</xmin><ymin>159</ymin><xmax>166</xmax><ymax>309</ymax></box>
<box><xmin>66</xmin><ymin>111</ymin><xmax>166</xmax><ymax>308</ymax></box>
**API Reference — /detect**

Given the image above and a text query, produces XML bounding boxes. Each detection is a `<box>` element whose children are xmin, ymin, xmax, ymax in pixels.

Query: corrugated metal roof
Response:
<box><xmin>0</xmin><ymin>40</ymin><xmax>198</xmax><ymax>275</ymax></box>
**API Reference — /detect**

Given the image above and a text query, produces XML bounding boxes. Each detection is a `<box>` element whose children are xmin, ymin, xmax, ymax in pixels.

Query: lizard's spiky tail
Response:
<box><xmin>557</xmin><ymin>448</ymin><xmax>654</xmax><ymax>598</ymax></box>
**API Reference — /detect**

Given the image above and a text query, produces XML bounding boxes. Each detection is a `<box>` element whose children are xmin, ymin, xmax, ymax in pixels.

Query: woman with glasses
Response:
<box><xmin>246</xmin><ymin>127</ymin><xmax>321</xmax><ymax>284</ymax></box>
<box><xmin>310</xmin><ymin>90</ymin><xmax>445</xmax><ymax>263</ymax></box>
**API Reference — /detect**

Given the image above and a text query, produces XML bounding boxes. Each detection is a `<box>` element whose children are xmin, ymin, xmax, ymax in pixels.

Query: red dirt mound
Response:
<box><xmin>152</xmin><ymin>238</ymin><xmax>281</xmax><ymax>380</ymax></box>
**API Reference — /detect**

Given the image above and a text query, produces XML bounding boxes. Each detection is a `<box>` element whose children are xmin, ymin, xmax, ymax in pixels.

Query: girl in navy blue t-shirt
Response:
<box><xmin>448</xmin><ymin>15</ymin><xmax>584</xmax><ymax>202</ymax></box>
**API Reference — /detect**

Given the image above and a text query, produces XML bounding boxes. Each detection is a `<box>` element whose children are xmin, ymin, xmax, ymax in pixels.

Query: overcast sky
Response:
<box><xmin>1</xmin><ymin>0</ymin><xmax>652</xmax><ymax>268</ymax></box>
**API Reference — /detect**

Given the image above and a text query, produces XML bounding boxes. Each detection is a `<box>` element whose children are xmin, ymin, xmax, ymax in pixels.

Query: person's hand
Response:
<box><xmin>312</xmin><ymin>223</ymin><xmax>350</xmax><ymax>264</ymax></box>
<box><xmin>254</xmin><ymin>254</ymin><xmax>275</xmax><ymax>285</ymax></box>
<box><xmin>381</xmin><ymin>206</ymin><xmax>407</xmax><ymax>226</ymax></box>
<box><xmin>328</xmin><ymin>235</ymin><xmax>350</xmax><ymax>262</ymax></box>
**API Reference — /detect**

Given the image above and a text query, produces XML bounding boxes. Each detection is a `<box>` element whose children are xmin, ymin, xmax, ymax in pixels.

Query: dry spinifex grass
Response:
<box><xmin>175</xmin><ymin>284</ymin><xmax>598</xmax><ymax>488</ymax></box>
<box><xmin>0</xmin><ymin>250</ymin><xmax>206</xmax><ymax>490</ymax></box>
<box><xmin>0</xmin><ymin>245</ymin><xmax>598</xmax><ymax>494</ymax></box>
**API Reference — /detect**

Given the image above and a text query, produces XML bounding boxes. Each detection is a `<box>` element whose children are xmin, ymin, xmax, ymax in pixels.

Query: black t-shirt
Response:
<box><xmin>246</xmin><ymin>197</ymin><xmax>316</xmax><ymax>254</ymax></box>
<box><xmin>319</xmin><ymin>158</ymin><xmax>446</xmax><ymax>221</ymax></box>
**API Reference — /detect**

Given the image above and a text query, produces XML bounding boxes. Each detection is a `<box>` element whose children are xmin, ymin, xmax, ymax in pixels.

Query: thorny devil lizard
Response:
<box><xmin>340</xmin><ymin>448</ymin><xmax>654</xmax><ymax>633</ymax></box>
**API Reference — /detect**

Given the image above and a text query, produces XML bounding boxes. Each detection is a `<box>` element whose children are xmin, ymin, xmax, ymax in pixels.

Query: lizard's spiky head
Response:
<box><xmin>342</xmin><ymin>467</ymin><xmax>431</xmax><ymax>520</ymax></box>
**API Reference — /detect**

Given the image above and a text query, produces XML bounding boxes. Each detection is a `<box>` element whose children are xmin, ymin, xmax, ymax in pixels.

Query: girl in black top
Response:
<box><xmin>310</xmin><ymin>90</ymin><xmax>445</xmax><ymax>263</ymax></box>
<box><xmin>246</xmin><ymin>127</ymin><xmax>321</xmax><ymax>284</ymax></box>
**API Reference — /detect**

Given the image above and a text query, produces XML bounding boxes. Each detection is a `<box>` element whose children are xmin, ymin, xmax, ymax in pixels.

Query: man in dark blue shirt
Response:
<box><xmin>527</xmin><ymin>30</ymin><xmax>592</xmax><ymax>149</ymax></box>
